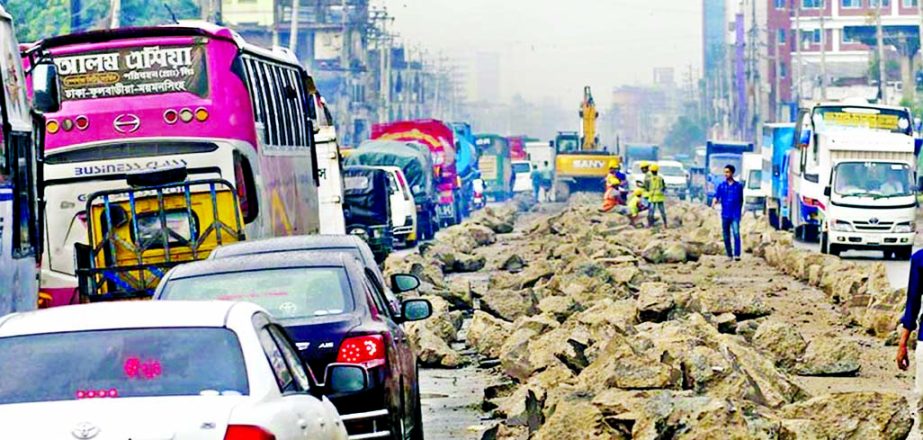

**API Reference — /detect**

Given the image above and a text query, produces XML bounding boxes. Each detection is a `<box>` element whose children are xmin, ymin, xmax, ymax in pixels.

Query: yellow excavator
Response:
<box><xmin>552</xmin><ymin>86</ymin><xmax>619</xmax><ymax>199</ymax></box>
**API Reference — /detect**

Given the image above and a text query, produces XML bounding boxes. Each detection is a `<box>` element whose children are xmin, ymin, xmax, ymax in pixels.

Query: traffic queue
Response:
<box><xmin>0</xmin><ymin>18</ymin><xmax>536</xmax><ymax>440</ymax></box>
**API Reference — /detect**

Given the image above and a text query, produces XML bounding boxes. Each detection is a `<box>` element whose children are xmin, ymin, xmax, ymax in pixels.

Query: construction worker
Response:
<box><xmin>613</xmin><ymin>163</ymin><xmax>628</xmax><ymax>203</ymax></box>
<box><xmin>647</xmin><ymin>163</ymin><xmax>668</xmax><ymax>227</ymax></box>
<box><xmin>621</xmin><ymin>187</ymin><xmax>648</xmax><ymax>226</ymax></box>
<box><xmin>530</xmin><ymin>164</ymin><xmax>543</xmax><ymax>202</ymax></box>
<box><xmin>638</xmin><ymin>161</ymin><xmax>651</xmax><ymax>193</ymax></box>
<box><xmin>599</xmin><ymin>164</ymin><xmax>622</xmax><ymax>212</ymax></box>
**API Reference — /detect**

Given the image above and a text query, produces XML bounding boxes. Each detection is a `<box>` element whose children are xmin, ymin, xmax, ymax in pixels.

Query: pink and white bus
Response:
<box><xmin>25</xmin><ymin>23</ymin><xmax>321</xmax><ymax>306</ymax></box>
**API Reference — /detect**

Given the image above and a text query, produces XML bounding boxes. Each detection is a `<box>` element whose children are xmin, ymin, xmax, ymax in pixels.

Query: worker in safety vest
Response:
<box><xmin>599</xmin><ymin>164</ymin><xmax>622</xmax><ymax>212</ymax></box>
<box><xmin>638</xmin><ymin>161</ymin><xmax>651</xmax><ymax>196</ymax></box>
<box><xmin>647</xmin><ymin>163</ymin><xmax>668</xmax><ymax>227</ymax></box>
<box><xmin>621</xmin><ymin>187</ymin><xmax>648</xmax><ymax>227</ymax></box>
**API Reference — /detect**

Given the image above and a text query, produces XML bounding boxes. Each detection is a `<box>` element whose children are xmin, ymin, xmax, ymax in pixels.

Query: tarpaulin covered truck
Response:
<box><xmin>372</xmin><ymin>119</ymin><xmax>463</xmax><ymax>226</ymax></box>
<box><xmin>346</xmin><ymin>140</ymin><xmax>439</xmax><ymax>240</ymax></box>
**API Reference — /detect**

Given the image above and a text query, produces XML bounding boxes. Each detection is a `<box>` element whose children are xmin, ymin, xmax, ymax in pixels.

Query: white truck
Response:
<box><xmin>315</xmin><ymin>126</ymin><xmax>347</xmax><ymax>235</ymax></box>
<box><xmin>742</xmin><ymin>152</ymin><xmax>766</xmax><ymax>214</ymax></box>
<box><xmin>797</xmin><ymin>104</ymin><xmax>919</xmax><ymax>260</ymax></box>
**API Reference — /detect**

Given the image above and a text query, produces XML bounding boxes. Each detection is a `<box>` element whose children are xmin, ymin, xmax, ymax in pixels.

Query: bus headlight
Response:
<box><xmin>895</xmin><ymin>222</ymin><xmax>916</xmax><ymax>233</ymax></box>
<box><xmin>348</xmin><ymin>227</ymin><xmax>369</xmax><ymax>240</ymax></box>
<box><xmin>831</xmin><ymin>220</ymin><xmax>853</xmax><ymax>232</ymax></box>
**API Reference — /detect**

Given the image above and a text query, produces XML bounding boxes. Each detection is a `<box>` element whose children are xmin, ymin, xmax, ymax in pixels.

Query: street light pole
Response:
<box><xmin>877</xmin><ymin>4</ymin><xmax>887</xmax><ymax>103</ymax></box>
<box><xmin>794</xmin><ymin>0</ymin><xmax>802</xmax><ymax>105</ymax></box>
<box><xmin>820</xmin><ymin>0</ymin><xmax>827</xmax><ymax>100</ymax></box>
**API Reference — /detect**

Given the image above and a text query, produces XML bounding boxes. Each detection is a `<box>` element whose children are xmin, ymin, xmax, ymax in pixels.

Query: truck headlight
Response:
<box><xmin>895</xmin><ymin>222</ymin><xmax>916</xmax><ymax>233</ymax></box>
<box><xmin>831</xmin><ymin>220</ymin><xmax>853</xmax><ymax>232</ymax></box>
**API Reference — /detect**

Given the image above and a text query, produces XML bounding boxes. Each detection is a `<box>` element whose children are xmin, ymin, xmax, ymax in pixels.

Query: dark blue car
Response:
<box><xmin>155</xmin><ymin>251</ymin><xmax>431</xmax><ymax>440</ymax></box>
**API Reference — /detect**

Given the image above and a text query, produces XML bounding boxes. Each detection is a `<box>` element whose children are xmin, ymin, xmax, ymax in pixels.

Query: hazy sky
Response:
<box><xmin>386</xmin><ymin>0</ymin><xmax>703</xmax><ymax>107</ymax></box>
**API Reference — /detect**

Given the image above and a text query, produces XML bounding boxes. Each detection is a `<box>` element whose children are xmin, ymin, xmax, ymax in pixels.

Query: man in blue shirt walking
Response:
<box><xmin>712</xmin><ymin>164</ymin><xmax>744</xmax><ymax>261</ymax></box>
<box><xmin>896</xmin><ymin>251</ymin><xmax>923</xmax><ymax>385</ymax></box>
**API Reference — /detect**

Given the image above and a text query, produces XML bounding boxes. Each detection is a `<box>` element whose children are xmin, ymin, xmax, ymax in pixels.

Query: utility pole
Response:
<box><xmin>289</xmin><ymin>0</ymin><xmax>300</xmax><ymax>52</ymax></box>
<box><xmin>877</xmin><ymin>5</ymin><xmax>887</xmax><ymax>104</ymax></box>
<box><xmin>794</xmin><ymin>0</ymin><xmax>802</xmax><ymax>105</ymax></box>
<box><xmin>272</xmin><ymin>0</ymin><xmax>280</xmax><ymax>47</ymax></box>
<box><xmin>200</xmin><ymin>0</ymin><xmax>210</xmax><ymax>21</ymax></box>
<box><xmin>109</xmin><ymin>0</ymin><xmax>120</xmax><ymax>29</ymax></box>
<box><xmin>820</xmin><ymin>0</ymin><xmax>827</xmax><ymax>100</ymax></box>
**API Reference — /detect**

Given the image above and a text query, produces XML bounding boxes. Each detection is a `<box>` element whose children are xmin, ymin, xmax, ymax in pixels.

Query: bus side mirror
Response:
<box><xmin>824</xmin><ymin>186</ymin><xmax>831</xmax><ymax>197</ymax></box>
<box><xmin>33</xmin><ymin>63</ymin><xmax>60</xmax><ymax>114</ymax></box>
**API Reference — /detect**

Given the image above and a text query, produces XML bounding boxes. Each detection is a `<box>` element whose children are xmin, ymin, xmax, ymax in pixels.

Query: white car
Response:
<box><xmin>512</xmin><ymin>160</ymin><xmax>534</xmax><ymax>194</ymax></box>
<box><xmin>377</xmin><ymin>166</ymin><xmax>418</xmax><ymax>246</ymax></box>
<box><xmin>0</xmin><ymin>301</ymin><xmax>352</xmax><ymax>440</ymax></box>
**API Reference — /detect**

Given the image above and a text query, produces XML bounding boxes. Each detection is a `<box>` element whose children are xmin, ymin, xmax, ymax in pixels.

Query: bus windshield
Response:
<box><xmin>833</xmin><ymin>162</ymin><xmax>914</xmax><ymax>199</ymax></box>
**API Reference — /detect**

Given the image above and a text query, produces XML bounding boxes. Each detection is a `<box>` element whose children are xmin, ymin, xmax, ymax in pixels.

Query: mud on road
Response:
<box><xmin>398</xmin><ymin>195</ymin><xmax>916</xmax><ymax>439</ymax></box>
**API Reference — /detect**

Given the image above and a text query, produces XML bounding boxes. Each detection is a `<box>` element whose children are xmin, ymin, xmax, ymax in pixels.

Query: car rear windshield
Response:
<box><xmin>0</xmin><ymin>327</ymin><xmax>248</xmax><ymax>405</ymax></box>
<box><xmin>161</xmin><ymin>267</ymin><xmax>354</xmax><ymax>319</ymax></box>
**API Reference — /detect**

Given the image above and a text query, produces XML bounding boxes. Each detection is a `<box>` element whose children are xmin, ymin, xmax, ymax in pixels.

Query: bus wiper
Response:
<box><xmin>873</xmin><ymin>193</ymin><xmax>911</xmax><ymax>200</ymax></box>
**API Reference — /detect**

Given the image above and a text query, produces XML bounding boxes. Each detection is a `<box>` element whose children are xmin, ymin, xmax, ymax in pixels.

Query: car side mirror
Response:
<box><xmin>323</xmin><ymin>363</ymin><xmax>368</xmax><ymax>394</ymax></box>
<box><xmin>824</xmin><ymin>186</ymin><xmax>831</xmax><ymax>197</ymax></box>
<box><xmin>32</xmin><ymin>63</ymin><xmax>61</xmax><ymax>114</ymax></box>
<box><xmin>401</xmin><ymin>298</ymin><xmax>432</xmax><ymax>322</ymax></box>
<box><xmin>390</xmin><ymin>273</ymin><xmax>420</xmax><ymax>293</ymax></box>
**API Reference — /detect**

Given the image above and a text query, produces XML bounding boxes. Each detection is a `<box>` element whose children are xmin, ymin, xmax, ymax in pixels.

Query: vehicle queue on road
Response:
<box><xmin>0</xmin><ymin>16</ymin><xmax>535</xmax><ymax>440</ymax></box>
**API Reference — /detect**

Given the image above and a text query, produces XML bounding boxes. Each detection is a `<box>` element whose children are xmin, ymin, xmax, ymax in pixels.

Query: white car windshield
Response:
<box><xmin>0</xmin><ymin>328</ymin><xmax>248</xmax><ymax>404</ymax></box>
<box><xmin>160</xmin><ymin>267</ymin><xmax>354</xmax><ymax>319</ymax></box>
<box><xmin>834</xmin><ymin>162</ymin><xmax>914</xmax><ymax>198</ymax></box>
<box><xmin>659</xmin><ymin>165</ymin><xmax>684</xmax><ymax>177</ymax></box>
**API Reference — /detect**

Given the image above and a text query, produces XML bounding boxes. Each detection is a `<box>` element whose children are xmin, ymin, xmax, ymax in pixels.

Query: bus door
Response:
<box><xmin>76</xmin><ymin>169</ymin><xmax>245</xmax><ymax>301</ymax></box>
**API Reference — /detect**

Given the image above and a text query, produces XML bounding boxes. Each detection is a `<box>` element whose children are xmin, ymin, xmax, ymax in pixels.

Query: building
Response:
<box><xmin>766</xmin><ymin>0</ymin><xmax>922</xmax><ymax>111</ymax></box>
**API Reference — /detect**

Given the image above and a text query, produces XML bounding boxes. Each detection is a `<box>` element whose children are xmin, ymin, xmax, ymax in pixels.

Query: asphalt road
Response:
<box><xmin>792</xmin><ymin>239</ymin><xmax>916</xmax><ymax>289</ymax></box>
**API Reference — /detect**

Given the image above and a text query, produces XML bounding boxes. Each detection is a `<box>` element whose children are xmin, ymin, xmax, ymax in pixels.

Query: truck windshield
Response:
<box><xmin>833</xmin><ymin>162</ymin><xmax>914</xmax><ymax>198</ymax></box>
<box><xmin>0</xmin><ymin>327</ymin><xmax>248</xmax><ymax>404</ymax></box>
<box><xmin>709</xmin><ymin>156</ymin><xmax>741</xmax><ymax>177</ymax></box>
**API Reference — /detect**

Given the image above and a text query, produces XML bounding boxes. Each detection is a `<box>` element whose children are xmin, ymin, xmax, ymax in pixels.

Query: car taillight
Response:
<box><xmin>163</xmin><ymin>109</ymin><xmax>179</xmax><ymax>125</ymax></box>
<box><xmin>46</xmin><ymin>119</ymin><xmax>60</xmax><ymax>134</ymax></box>
<box><xmin>223</xmin><ymin>425</ymin><xmax>276</xmax><ymax>440</ymax></box>
<box><xmin>337</xmin><ymin>334</ymin><xmax>386</xmax><ymax>367</ymax></box>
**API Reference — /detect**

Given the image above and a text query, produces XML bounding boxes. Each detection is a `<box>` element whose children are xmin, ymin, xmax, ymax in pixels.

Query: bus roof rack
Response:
<box><xmin>126</xmin><ymin>166</ymin><xmax>188</xmax><ymax>188</ymax></box>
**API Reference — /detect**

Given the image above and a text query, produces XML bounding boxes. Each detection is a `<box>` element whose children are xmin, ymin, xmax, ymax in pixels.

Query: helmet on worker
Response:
<box><xmin>639</xmin><ymin>161</ymin><xmax>649</xmax><ymax>171</ymax></box>
<box><xmin>650</xmin><ymin>164</ymin><xmax>660</xmax><ymax>172</ymax></box>
<box><xmin>633</xmin><ymin>188</ymin><xmax>644</xmax><ymax>196</ymax></box>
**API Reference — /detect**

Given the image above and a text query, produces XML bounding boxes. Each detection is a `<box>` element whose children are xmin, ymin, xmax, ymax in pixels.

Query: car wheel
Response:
<box><xmin>898</xmin><ymin>246</ymin><xmax>914</xmax><ymax>260</ymax></box>
<box><xmin>411</xmin><ymin>370</ymin><xmax>424</xmax><ymax>440</ymax></box>
<box><xmin>829</xmin><ymin>244</ymin><xmax>841</xmax><ymax>257</ymax></box>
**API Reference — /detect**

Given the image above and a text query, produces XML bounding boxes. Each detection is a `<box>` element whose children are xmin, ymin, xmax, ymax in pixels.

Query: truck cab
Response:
<box><xmin>742</xmin><ymin>153</ymin><xmax>766</xmax><ymax>213</ymax></box>
<box><xmin>820</xmin><ymin>132</ymin><xmax>917</xmax><ymax>259</ymax></box>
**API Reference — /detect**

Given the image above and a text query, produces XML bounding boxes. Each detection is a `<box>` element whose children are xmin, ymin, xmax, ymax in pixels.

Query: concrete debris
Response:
<box><xmin>413</xmin><ymin>198</ymin><xmax>905</xmax><ymax>438</ymax></box>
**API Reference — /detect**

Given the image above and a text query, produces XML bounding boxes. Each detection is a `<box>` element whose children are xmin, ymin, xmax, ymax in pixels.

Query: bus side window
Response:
<box><xmin>233</xmin><ymin>151</ymin><xmax>258</xmax><ymax>224</ymax></box>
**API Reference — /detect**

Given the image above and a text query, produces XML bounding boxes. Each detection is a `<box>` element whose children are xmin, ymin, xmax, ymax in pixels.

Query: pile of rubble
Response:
<box><xmin>743</xmin><ymin>216</ymin><xmax>906</xmax><ymax>340</ymax></box>
<box><xmin>390</xmin><ymin>196</ymin><xmax>913</xmax><ymax>439</ymax></box>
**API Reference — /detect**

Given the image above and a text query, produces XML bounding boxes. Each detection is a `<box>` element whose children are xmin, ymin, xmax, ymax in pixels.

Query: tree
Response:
<box><xmin>663</xmin><ymin>116</ymin><xmax>706</xmax><ymax>154</ymax></box>
<box><xmin>4</xmin><ymin>0</ymin><xmax>201</xmax><ymax>43</ymax></box>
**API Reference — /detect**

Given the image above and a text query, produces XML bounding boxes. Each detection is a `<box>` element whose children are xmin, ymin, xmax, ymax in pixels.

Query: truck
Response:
<box><xmin>525</xmin><ymin>140</ymin><xmax>555</xmax><ymax>170</ymax></box>
<box><xmin>742</xmin><ymin>152</ymin><xmax>766</xmax><ymax>213</ymax></box>
<box><xmin>371</xmin><ymin>119</ymin><xmax>463</xmax><ymax>226</ymax></box>
<box><xmin>552</xmin><ymin>87</ymin><xmax>619</xmax><ymax>199</ymax></box>
<box><xmin>792</xmin><ymin>103</ymin><xmax>919</xmax><ymax>259</ymax></box>
<box><xmin>624</xmin><ymin>144</ymin><xmax>660</xmax><ymax>169</ymax></box>
<box><xmin>450</xmin><ymin>122</ymin><xmax>480</xmax><ymax>218</ymax></box>
<box><xmin>761</xmin><ymin>123</ymin><xmax>796</xmax><ymax>229</ymax></box>
<box><xmin>475</xmin><ymin>134</ymin><xmax>513</xmax><ymax>201</ymax></box>
<box><xmin>315</xmin><ymin>126</ymin><xmax>347</xmax><ymax>235</ymax></box>
<box><xmin>705</xmin><ymin>140</ymin><xmax>754</xmax><ymax>204</ymax></box>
